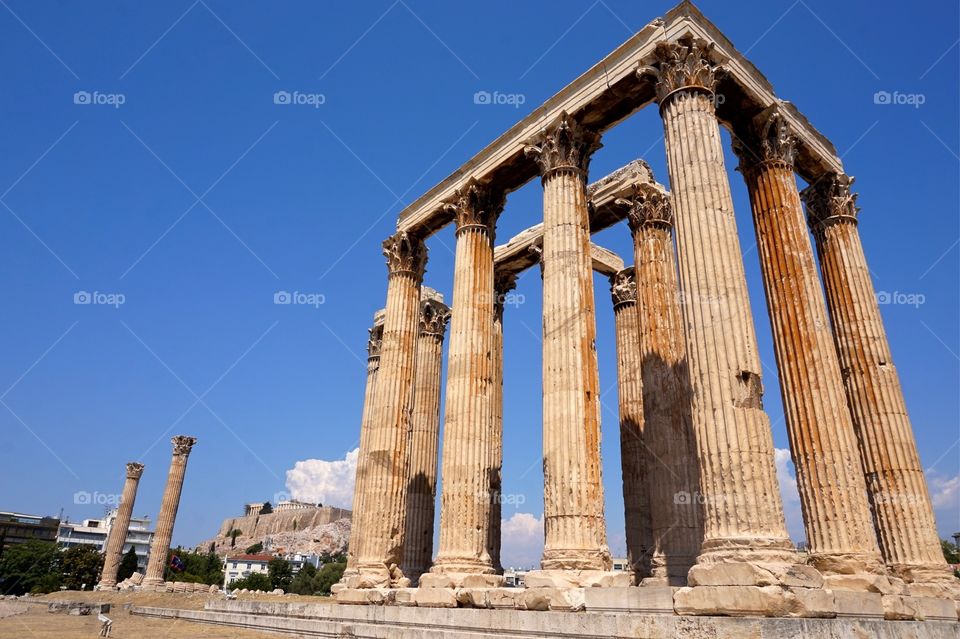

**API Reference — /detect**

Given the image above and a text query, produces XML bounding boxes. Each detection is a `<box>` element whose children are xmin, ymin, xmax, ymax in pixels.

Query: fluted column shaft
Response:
<box><xmin>429</xmin><ymin>182</ymin><xmax>504</xmax><ymax>582</ymax></box>
<box><xmin>345</xmin><ymin>317</ymin><xmax>383</xmax><ymax>574</ymax></box>
<box><xmin>144</xmin><ymin>436</ymin><xmax>196</xmax><ymax>586</ymax></box>
<box><xmin>609</xmin><ymin>269</ymin><xmax>653</xmax><ymax>578</ymax></box>
<box><xmin>402</xmin><ymin>300</ymin><xmax>449</xmax><ymax>583</ymax></box>
<box><xmin>490</xmin><ymin>272</ymin><xmax>517</xmax><ymax>574</ymax></box>
<box><xmin>98</xmin><ymin>462</ymin><xmax>145</xmax><ymax>588</ymax></box>
<box><xmin>527</xmin><ymin>115</ymin><xmax>610</xmax><ymax>571</ymax></box>
<box><xmin>654</xmin><ymin>40</ymin><xmax>793</xmax><ymax>563</ymax></box>
<box><xmin>353</xmin><ymin>231</ymin><xmax>426</xmax><ymax>587</ymax></box>
<box><xmin>626</xmin><ymin>186</ymin><xmax>703</xmax><ymax>582</ymax></box>
<box><xmin>737</xmin><ymin>115</ymin><xmax>883</xmax><ymax>575</ymax></box>
<box><xmin>804</xmin><ymin>175</ymin><xmax>950</xmax><ymax>584</ymax></box>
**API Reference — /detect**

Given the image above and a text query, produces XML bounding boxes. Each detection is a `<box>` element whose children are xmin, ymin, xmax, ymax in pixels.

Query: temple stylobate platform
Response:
<box><xmin>335</xmin><ymin>0</ymin><xmax>960</xmax><ymax>628</ymax></box>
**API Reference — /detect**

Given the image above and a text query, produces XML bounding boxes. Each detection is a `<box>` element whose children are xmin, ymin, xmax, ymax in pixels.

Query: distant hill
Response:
<box><xmin>198</xmin><ymin>504</ymin><xmax>351</xmax><ymax>557</ymax></box>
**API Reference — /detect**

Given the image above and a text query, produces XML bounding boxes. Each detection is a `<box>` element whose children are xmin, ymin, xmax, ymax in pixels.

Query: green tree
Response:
<box><xmin>229</xmin><ymin>572</ymin><xmax>271</xmax><ymax>591</ymax></box>
<box><xmin>0</xmin><ymin>540</ymin><xmax>60</xmax><ymax>595</ymax></box>
<box><xmin>267</xmin><ymin>558</ymin><xmax>292</xmax><ymax>591</ymax></box>
<box><xmin>288</xmin><ymin>563</ymin><xmax>317</xmax><ymax>595</ymax></box>
<box><xmin>244</xmin><ymin>541</ymin><xmax>264</xmax><ymax>554</ymax></box>
<box><xmin>163</xmin><ymin>548</ymin><xmax>224</xmax><ymax>585</ymax></box>
<box><xmin>313</xmin><ymin>562</ymin><xmax>345</xmax><ymax>595</ymax></box>
<box><xmin>60</xmin><ymin>545</ymin><xmax>104</xmax><ymax>591</ymax></box>
<box><xmin>228</xmin><ymin>529</ymin><xmax>242</xmax><ymax>548</ymax></box>
<box><xmin>942</xmin><ymin>539</ymin><xmax>960</xmax><ymax>565</ymax></box>
<box><xmin>260</xmin><ymin>502</ymin><xmax>273</xmax><ymax>515</ymax></box>
<box><xmin>117</xmin><ymin>547</ymin><xmax>139</xmax><ymax>582</ymax></box>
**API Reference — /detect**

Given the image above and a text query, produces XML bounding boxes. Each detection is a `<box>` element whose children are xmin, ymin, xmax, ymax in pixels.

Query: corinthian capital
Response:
<box><xmin>126</xmin><ymin>462</ymin><xmax>145</xmax><ymax>479</ymax></box>
<box><xmin>733</xmin><ymin>106</ymin><xmax>798</xmax><ymax>172</ymax></box>
<box><xmin>443</xmin><ymin>179</ymin><xmax>505</xmax><ymax>237</ymax></box>
<box><xmin>610</xmin><ymin>267</ymin><xmax>637</xmax><ymax>308</ymax></box>
<box><xmin>524</xmin><ymin>113</ymin><xmax>601</xmax><ymax>177</ymax></box>
<box><xmin>649</xmin><ymin>35</ymin><xmax>718</xmax><ymax>103</ymax></box>
<box><xmin>383</xmin><ymin>231</ymin><xmax>428</xmax><ymax>279</ymax></box>
<box><xmin>620</xmin><ymin>183</ymin><xmax>673</xmax><ymax>233</ymax></box>
<box><xmin>801</xmin><ymin>172</ymin><xmax>859</xmax><ymax>231</ymax></box>
<box><xmin>171</xmin><ymin>435</ymin><xmax>197</xmax><ymax>456</ymax></box>
<box><xmin>420</xmin><ymin>299</ymin><xmax>451</xmax><ymax>338</ymax></box>
<box><xmin>367</xmin><ymin>320</ymin><xmax>384</xmax><ymax>359</ymax></box>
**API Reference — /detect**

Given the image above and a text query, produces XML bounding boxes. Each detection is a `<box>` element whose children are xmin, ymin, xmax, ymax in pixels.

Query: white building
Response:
<box><xmin>223</xmin><ymin>553</ymin><xmax>273</xmax><ymax>589</ymax></box>
<box><xmin>57</xmin><ymin>510</ymin><xmax>154</xmax><ymax>572</ymax></box>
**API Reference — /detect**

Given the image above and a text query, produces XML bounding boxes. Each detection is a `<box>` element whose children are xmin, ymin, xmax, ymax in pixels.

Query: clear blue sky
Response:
<box><xmin>1</xmin><ymin>1</ymin><xmax>957</xmax><ymax>567</ymax></box>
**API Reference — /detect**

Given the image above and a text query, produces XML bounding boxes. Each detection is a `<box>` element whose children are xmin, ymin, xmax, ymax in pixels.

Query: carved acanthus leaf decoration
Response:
<box><xmin>420</xmin><ymin>299</ymin><xmax>451</xmax><ymax>337</ymax></box>
<box><xmin>733</xmin><ymin>106</ymin><xmax>798</xmax><ymax>171</ymax></box>
<box><xmin>443</xmin><ymin>179</ymin><xmax>505</xmax><ymax>236</ymax></box>
<box><xmin>621</xmin><ymin>184</ymin><xmax>674</xmax><ymax>232</ymax></box>
<box><xmin>172</xmin><ymin>435</ymin><xmax>197</xmax><ymax>456</ymax></box>
<box><xmin>126</xmin><ymin>462</ymin><xmax>145</xmax><ymax>479</ymax></box>
<box><xmin>524</xmin><ymin>112</ymin><xmax>601</xmax><ymax>176</ymax></box>
<box><xmin>367</xmin><ymin>322</ymin><xmax>384</xmax><ymax>359</ymax></box>
<box><xmin>610</xmin><ymin>267</ymin><xmax>637</xmax><ymax>307</ymax></box>
<box><xmin>802</xmin><ymin>172</ymin><xmax>859</xmax><ymax>230</ymax></box>
<box><xmin>382</xmin><ymin>231</ymin><xmax>428</xmax><ymax>279</ymax></box>
<box><xmin>653</xmin><ymin>35</ymin><xmax>718</xmax><ymax>102</ymax></box>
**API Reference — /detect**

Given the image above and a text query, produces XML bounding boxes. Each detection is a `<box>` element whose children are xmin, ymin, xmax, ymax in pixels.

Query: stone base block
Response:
<box><xmin>915</xmin><ymin>596</ymin><xmax>960</xmax><ymax>621</ymax></box>
<box><xmin>688</xmin><ymin>561</ymin><xmax>823</xmax><ymax>588</ymax></box>
<box><xmin>824</xmin><ymin>573</ymin><xmax>902</xmax><ymax>594</ymax></box>
<box><xmin>488</xmin><ymin>588</ymin><xmax>522</xmax><ymax>609</ymax></box>
<box><xmin>335</xmin><ymin>588</ymin><xmax>394</xmax><ymax>605</ymax></box>
<box><xmin>521</xmin><ymin>588</ymin><xmax>585</xmax><ymax>612</ymax></box>
<box><xmin>394</xmin><ymin>589</ymin><xmax>417</xmax><ymax>607</ymax></box>
<box><xmin>583</xmin><ymin>586</ymin><xmax>675</xmax><ymax>613</ymax></box>
<box><xmin>524</xmin><ymin>569</ymin><xmax>633</xmax><ymax>589</ymax></box>
<box><xmin>342</xmin><ymin>567</ymin><xmax>391</xmax><ymax>589</ymax></box>
<box><xmin>834</xmin><ymin>589</ymin><xmax>884</xmax><ymax>618</ymax></box>
<box><xmin>784</xmin><ymin>587</ymin><xmax>835</xmax><ymax>618</ymax></box>
<box><xmin>412</xmin><ymin>588</ymin><xmax>457</xmax><ymax>608</ymax></box>
<box><xmin>674</xmin><ymin>585</ymin><xmax>789</xmax><ymax>617</ymax></box>
<box><xmin>419</xmin><ymin>572</ymin><xmax>503</xmax><ymax>589</ymax></box>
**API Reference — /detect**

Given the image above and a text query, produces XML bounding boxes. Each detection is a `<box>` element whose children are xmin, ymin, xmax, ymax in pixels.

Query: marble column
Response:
<box><xmin>350</xmin><ymin>231</ymin><xmax>426</xmax><ymax>589</ymax></box>
<box><xmin>424</xmin><ymin>180</ymin><xmax>504</xmax><ymax>588</ymax></box>
<box><xmin>344</xmin><ymin>311</ymin><xmax>384</xmax><ymax>576</ymax></box>
<box><xmin>609</xmin><ymin>268</ymin><xmax>653</xmax><ymax>580</ymax></box>
<box><xmin>803</xmin><ymin>173</ymin><xmax>957</xmax><ymax>594</ymax></box>
<box><xmin>98</xmin><ymin>462</ymin><xmax>145</xmax><ymax>589</ymax></box>
<box><xmin>143</xmin><ymin>435</ymin><xmax>196</xmax><ymax>587</ymax></box>
<box><xmin>402</xmin><ymin>296</ymin><xmax>450</xmax><ymax>584</ymax></box>
<box><xmin>490</xmin><ymin>270</ymin><xmax>518</xmax><ymax>574</ymax></box>
<box><xmin>623</xmin><ymin>184</ymin><xmax>704</xmax><ymax>584</ymax></box>
<box><xmin>650</xmin><ymin>38</ymin><xmax>797</xmax><ymax>572</ymax></box>
<box><xmin>735</xmin><ymin>108</ymin><xmax>886</xmax><ymax>586</ymax></box>
<box><xmin>525</xmin><ymin>113</ymin><xmax>611</xmax><ymax>575</ymax></box>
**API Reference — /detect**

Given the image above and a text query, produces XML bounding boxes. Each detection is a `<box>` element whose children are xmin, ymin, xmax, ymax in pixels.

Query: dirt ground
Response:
<box><xmin>0</xmin><ymin>590</ymin><xmax>334</xmax><ymax>638</ymax></box>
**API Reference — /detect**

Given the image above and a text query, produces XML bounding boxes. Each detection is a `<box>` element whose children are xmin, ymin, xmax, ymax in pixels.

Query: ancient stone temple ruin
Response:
<box><xmin>334</xmin><ymin>2</ymin><xmax>960</xmax><ymax>627</ymax></box>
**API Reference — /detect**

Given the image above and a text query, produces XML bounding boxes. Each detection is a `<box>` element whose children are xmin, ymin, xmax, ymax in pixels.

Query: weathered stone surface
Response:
<box><xmin>487</xmin><ymin>588</ymin><xmax>520</xmax><ymax>609</ymax></box>
<box><xmin>412</xmin><ymin>588</ymin><xmax>457</xmax><ymax>608</ymax></box>
<box><xmin>823</xmin><ymin>573</ymin><xmax>900</xmax><ymax>594</ymax></box>
<box><xmin>98</xmin><ymin>462</ymin><xmax>145</xmax><ymax>589</ymax></box>
<box><xmin>804</xmin><ymin>172</ymin><xmax>952</xmax><ymax>584</ymax></box>
<box><xmin>143</xmin><ymin>436</ymin><xmax>196</xmax><ymax>587</ymax></box>
<box><xmin>833</xmin><ymin>590</ymin><xmax>884</xmax><ymax>618</ymax></box>
<box><xmin>526</xmin><ymin>114</ymin><xmax>610</xmax><ymax>573</ymax></box>
<box><xmin>674</xmin><ymin>585</ymin><xmax>789</xmax><ymax>617</ymax></box>
<box><xmin>583</xmin><ymin>586</ymin><xmax>676</xmax><ymax>613</ymax></box>
<box><xmin>784</xmin><ymin>587</ymin><xmax>836</xmax><ymax>618</ymax></box>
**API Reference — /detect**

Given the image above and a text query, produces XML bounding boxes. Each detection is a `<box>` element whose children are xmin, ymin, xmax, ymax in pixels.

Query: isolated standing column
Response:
<box><xmin>98</xmin><ymin>462</ymin><xmax>145</xmax><ymax>589</ymax></box>
<box><xmin>143</xmin><ymin>436</ymin><xmax>196</xmax><ymax>587</ymax></box>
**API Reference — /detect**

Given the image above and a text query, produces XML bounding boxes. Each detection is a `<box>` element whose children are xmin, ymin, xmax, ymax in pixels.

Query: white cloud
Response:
<box><xmin>284</xmin><ymin>448</ymin><xmax>358</xmax><ymax>509</ymax></box>
<box><xmin>928</xmin><ymin>471</ymin><xmax>960</xmax><ymax>536</ymax></box>
<box><xmin>774</xmin><ymin>448</ymin><xmax>806</xmax><ymax>544</ymax></box>
<box><xmin>500</xmin><ymin>512</ymin><xmax>543</xmax><ymax>570</ymax></box>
